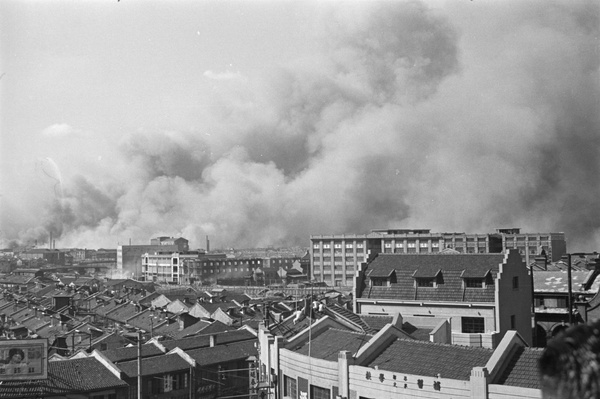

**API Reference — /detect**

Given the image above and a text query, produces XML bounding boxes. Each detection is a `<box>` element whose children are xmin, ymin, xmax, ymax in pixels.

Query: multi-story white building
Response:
<box><xmin>141</xmin><ymin>251</ymin><xmax>201</xmax><ymax>284</ymax></box>
<box><xmin>117</xmin><ymin>237</ymin><xmax>189</xmax><ymax>279</ymax></box>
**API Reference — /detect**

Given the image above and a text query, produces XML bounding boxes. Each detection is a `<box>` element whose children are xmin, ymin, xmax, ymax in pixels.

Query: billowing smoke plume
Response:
<box><xmin>6</xmin><ymin>1</ymin><xmax>600</xmax><ymax>251</ymax></box>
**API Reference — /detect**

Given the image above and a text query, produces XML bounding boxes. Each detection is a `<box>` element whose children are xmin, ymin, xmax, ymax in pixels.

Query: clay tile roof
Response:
<box><xmin>293</xmin><ymin>328</ymin><xmax>373</xmax><ymax>361</ymax></box>
<box><xmin>101</xmin><ymin>344</ymin><xmax>165</xmax><ymax>363</ymax></box>
<box><xmin>0</xmin><ymin>357</ymin><xmax>127</xmax><ymax>398</ymax></box>
<box><xmin>496</xmin><ymin>346</ymin><xmax>543</xmax><ymax>389</ymax></box>
<box><xmin>360</xmin><ymin>315</ymin><xmax>394</xmax><ymax>332</ymax></box>
<box><xmin>117</xmin><ymin>353</ymin><xmax>191</xmax><ymax>377</ymax></box>
<box><xmin>162</xmin><ymin>329</ymin><xmax>255</xmax><ymax>351</ymax></box>
<box><xmin>186</xmin><ymin>340</ymin><xmax>257</xmax><ymax>366</ymax></box>
<box><xmin>368</xmin><ymin>338</ymin><xmax>494</xmax><ymax>380</ymax></box>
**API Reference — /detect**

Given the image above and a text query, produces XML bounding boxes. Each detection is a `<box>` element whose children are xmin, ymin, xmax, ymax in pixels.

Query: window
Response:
<box><xmin>310</xmin><ymin>385</ymin><xmax>331</xmax><ymax>399</ymax></box>
<box><xmin>512</xmin><ymin>276</ymin><xmax>519</xmax><ymax>289</ymax></box>
<box><xmin>419</xmin><ymin>242</ymin><xmax>428</xmax><ymax>248</ymax></box>
<box><xmin>323</xmin><ymin>244</ymin><xmax>331</xmax><ymax>249</ymax></box>
<box><xmin>416</xmin><ymin>278</ymin><xmax>435</xmax><ymax>287</ymax></box>
<box><xmin>462</xmin><ymin>317</ymin><xmax>485</xmax><ymax>333</ymax></box>
<box><xmin>510</xmin><ymin>315</ymin><xmax>516</xmax><ymax>329</ymax></box>
<box><xmin>465</xmin><ymin>278</ymin><xmax>483</xmax><ymax>288</ymax></box>
<box><xmin>395</xmin><ymin>242</ymin><xmax>403</xmax><ymax>248</ymax></box>
<box><xmin>334</xmin><ymin>243</ymin><xmax>342</xmax><ymax>249</ymax></box>
<box><xmin>284</xmin><ymin>375</ymin><xmax>297</xmax><ymax>398</ymax></box>
<box><xmin>384</xmin><ymin>242</ymin><xmax>392</xmax><ymax>248</ymax></box>
<box><xmin>431</xmin><ymin>242</ymin><xmax>439</xmax><ymax>248</ymax></box>
<box><xmin>313</xmin><ymin>244</ymin><xmax>320</xmax><ymax>249</ymax></box>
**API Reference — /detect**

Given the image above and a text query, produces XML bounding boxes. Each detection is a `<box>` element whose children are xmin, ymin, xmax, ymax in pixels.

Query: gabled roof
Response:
<box><xmin>359</xmin><ymin>315</ymin><xmax>393</xmax><ymax>332</ymax></box>
<box><xmin>362</xmin><ymin>253</ymin><xmax>504</xmax><ymax>303</ymax></box>
<box><xmin>105</xmin><ymin>302</ymin><xmax>139</xmax><ymax>323</ymax></box>
<box><xmin>495</xmin><ymin>346</ymin><xmax>543</xmax><ymax>389</ymax></box>
<box><xmin>186</xmin><ymin>340</ymin><xmax>257</xmax><ymax>366</ymax></box>
<box><xmin>367</xmin><ymin>338</ymin><xmax>494</xmax><ymax>380</ymax></box>
<box><xmin>117</xmin><ymin>353</ymin><xmax>191</xmax><ymax>377</ymax></box>
<box><xmin>161</xmin><ymin>329</ymin><xmax>255</xmax><ymax>352</ymax></box>
<box><xmin>100</xmin><ymin>342</ymin><xmax>165</xmax><ymax>363</ymax></box>
<box><xmin>293</xmin><ymin>327</ymin><xmax>373</xmax><ymax>361</ymax></box>
<box><xmin>0</xmin><ymin>357</ymin><xmax>128</xmax><ymax>398</ymax></box>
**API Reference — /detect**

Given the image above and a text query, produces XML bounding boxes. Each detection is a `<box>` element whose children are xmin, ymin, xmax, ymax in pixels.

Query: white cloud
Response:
<box><xmin>203</xmin><ymin>70</ymin><xmax>243</xmax><ymax>81</ymax></box>
<box><xmin>41</xmin><ymin>123</ymin><xmax>78</xmax><ymax>138</ymax></box>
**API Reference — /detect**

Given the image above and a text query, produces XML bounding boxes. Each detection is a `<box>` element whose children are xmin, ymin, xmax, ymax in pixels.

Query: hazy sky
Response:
<box><xmin>1</xmin><ymin>0</ymin><xmax>598</xmax><ymax>251</ymax></box>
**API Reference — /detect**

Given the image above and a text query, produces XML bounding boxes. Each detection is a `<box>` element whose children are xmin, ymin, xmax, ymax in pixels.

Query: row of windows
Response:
<box><xmin>383</xmin><ymin>242</ymin><xmax>440</xmax><ymax>248</ymax></box>
<box><xmin>373</xmin><ymin>277</ymin><xmax>493</xmax><ymax>288</ymax></box>
<box><xmin>313</xmin><ymin>243</ymin><xmax>365</xmax><ymax>249</ymax></box>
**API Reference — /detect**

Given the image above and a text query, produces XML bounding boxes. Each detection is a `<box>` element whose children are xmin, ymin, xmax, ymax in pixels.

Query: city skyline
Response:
<box><xmin>1</xmin><ymin>0</ymin><xmax>598</xmax><ymax>252</ymax></box>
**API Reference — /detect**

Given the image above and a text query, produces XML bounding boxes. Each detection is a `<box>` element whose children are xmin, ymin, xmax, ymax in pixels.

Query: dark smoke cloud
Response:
<box><xmin>7</xmin><ymin>0</ymin><xmax>600</xmax><ymax>252</ymax></box>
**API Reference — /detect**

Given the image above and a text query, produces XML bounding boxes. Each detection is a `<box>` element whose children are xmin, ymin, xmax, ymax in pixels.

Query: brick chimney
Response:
<box><xmin>210</xmin><ymin>334</ymin><xmax>217</xmax><ymax>347</ymax></box>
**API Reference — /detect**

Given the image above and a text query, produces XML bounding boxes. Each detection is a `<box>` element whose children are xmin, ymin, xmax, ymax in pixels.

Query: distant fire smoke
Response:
<box><xmin>3</xmin><ymin>1</ymin><xmax>599</xmax><ymax>252</ymax></box>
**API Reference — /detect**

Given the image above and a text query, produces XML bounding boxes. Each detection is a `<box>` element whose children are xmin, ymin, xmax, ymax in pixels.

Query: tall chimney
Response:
<box><xmin>206</xmin><ymin>236</ymin><xmax>210</xmax><ymax>252</ymax></box>
<box><xmin>49</xmin><ymin>231</ymin><xmax>53</xmax><ymax>249</ymax></box>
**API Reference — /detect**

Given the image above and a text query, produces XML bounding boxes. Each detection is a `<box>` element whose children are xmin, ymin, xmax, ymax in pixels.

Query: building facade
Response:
<box><xmin>354</xmin><ymin>250</ymin><xmax>533</xmax><ymax>348</ymax></box>
<box><xmin>310</xmin><ymin>228</ymin><xmax>566</xmax><ymax>286</ymax></box>
<box><xmin>258</xmin><ymin>322</ymin><xmax>542</xmax><ymax>399</ymax></box>
<box><xmin>117</xmin><ymin>237</ymin><xmax>188</xmax><ymax>278</ymax></box>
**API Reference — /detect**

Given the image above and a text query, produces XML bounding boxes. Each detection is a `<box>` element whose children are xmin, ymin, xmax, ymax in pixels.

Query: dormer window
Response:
<box><xmin>413</xmin><ymin>269</ymin><xmax>441</xmax><ymax>288</ymax></box>
<box><xmin>465</xmin><ymin>278</ymin><xmax>483</xmax><ymax>288</ymax></box>
<box><xmin>461</xmin><ymin>269</ymin><xmax>493</xmax><ymax>288</ymax></box>
<box><xmin>416</xmin><ymin>278</ymin><xmax>435</xmax><ymax>287</ymax></box>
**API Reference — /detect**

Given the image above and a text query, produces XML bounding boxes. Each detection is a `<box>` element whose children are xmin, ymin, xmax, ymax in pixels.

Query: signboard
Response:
<box><xmin>0</xmin><ymin>339</ymin><xmax>48</xmax><ymax>380</ymax></box>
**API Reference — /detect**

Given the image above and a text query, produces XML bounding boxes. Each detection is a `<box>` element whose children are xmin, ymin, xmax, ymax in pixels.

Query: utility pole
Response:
<box><xmin>138</xmin><ymin>330</ymin><xmax>143</xmax><ymax>399</ymax></box>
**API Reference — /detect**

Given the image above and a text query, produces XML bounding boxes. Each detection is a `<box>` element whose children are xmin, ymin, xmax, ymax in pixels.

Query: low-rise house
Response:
<box><xmin>0</xmin><ymin>356</ymin><xmax>129</xmax><ymax>399</ymax></box>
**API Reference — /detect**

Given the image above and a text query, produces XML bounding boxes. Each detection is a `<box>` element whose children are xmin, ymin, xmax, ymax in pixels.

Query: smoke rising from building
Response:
<box><xmin>2</xmin><ymin>1</ymin><xmax>599</xmax><ymax>251</ymax></box>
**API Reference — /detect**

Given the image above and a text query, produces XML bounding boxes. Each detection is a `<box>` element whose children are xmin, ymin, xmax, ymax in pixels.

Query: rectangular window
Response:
<box><xmin>334</xmin><ymin>243</ymin><xmax>342</xmax><ymax>249</ymax></box>
<box><xmin>384</xmin><ymin>242</ymin><xmax>392</xmax><ymax>248</ymax></box>
<box><xmin>462</xmin><ymin>317</ymin><xmax>485</xmax><ymax>333</ymax></box>
<box><xmin>419</xmin><ymin>242</ymin><xmax>428</xmax><ymax>248</ymax></box>
<box><xmin>512</xmin><ymin>276</ymin><xmax>519</xmax><ymax>289</ymax></box>
<box><xmin>284</xmin><ymin>375</ymin><xmax>297</xmax><ymax>398</ymax></box>
<box><xmin>510</xmin><ymin>315</ymin><xmax>516</xmax><ymax>330</ymax></box>
<box><xmin>313</xmin><ymin>244</ymin><xmax>320</xmax><ymax>249</ymax></box>
<box><xmin>416</xmin><ymin>278</ymin><xmax>435</xmax><ymax>287</ymax></box>
<box><xmin>465</xmin><ymin>278</ymin><xmax>483</xmax><ymax>288</ymax></box>
<box><xmin>310</xmin><ymin>385</ymin><xmax>331</xmax><ymax>399</ymax></box>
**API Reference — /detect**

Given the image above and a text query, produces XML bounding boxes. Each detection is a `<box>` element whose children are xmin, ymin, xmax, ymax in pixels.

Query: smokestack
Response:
<box><xmin>53</xmin><ymin>240</ymin><xmax>56</xmax><ymax>250</ymax></box>
<box><xmin>129</xmin><ymin>238</ymin><xmax>132</xmax><ymax>246</ymax></box>
<box><xmin>49</xmin><ymin>231</ymin><xmax>53</xmax><ymax>249</ymax></box>
<box><xmin>206</xmin><ymin>235</ymin><xmax>210</xmax><ymax>252</ymax></box>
